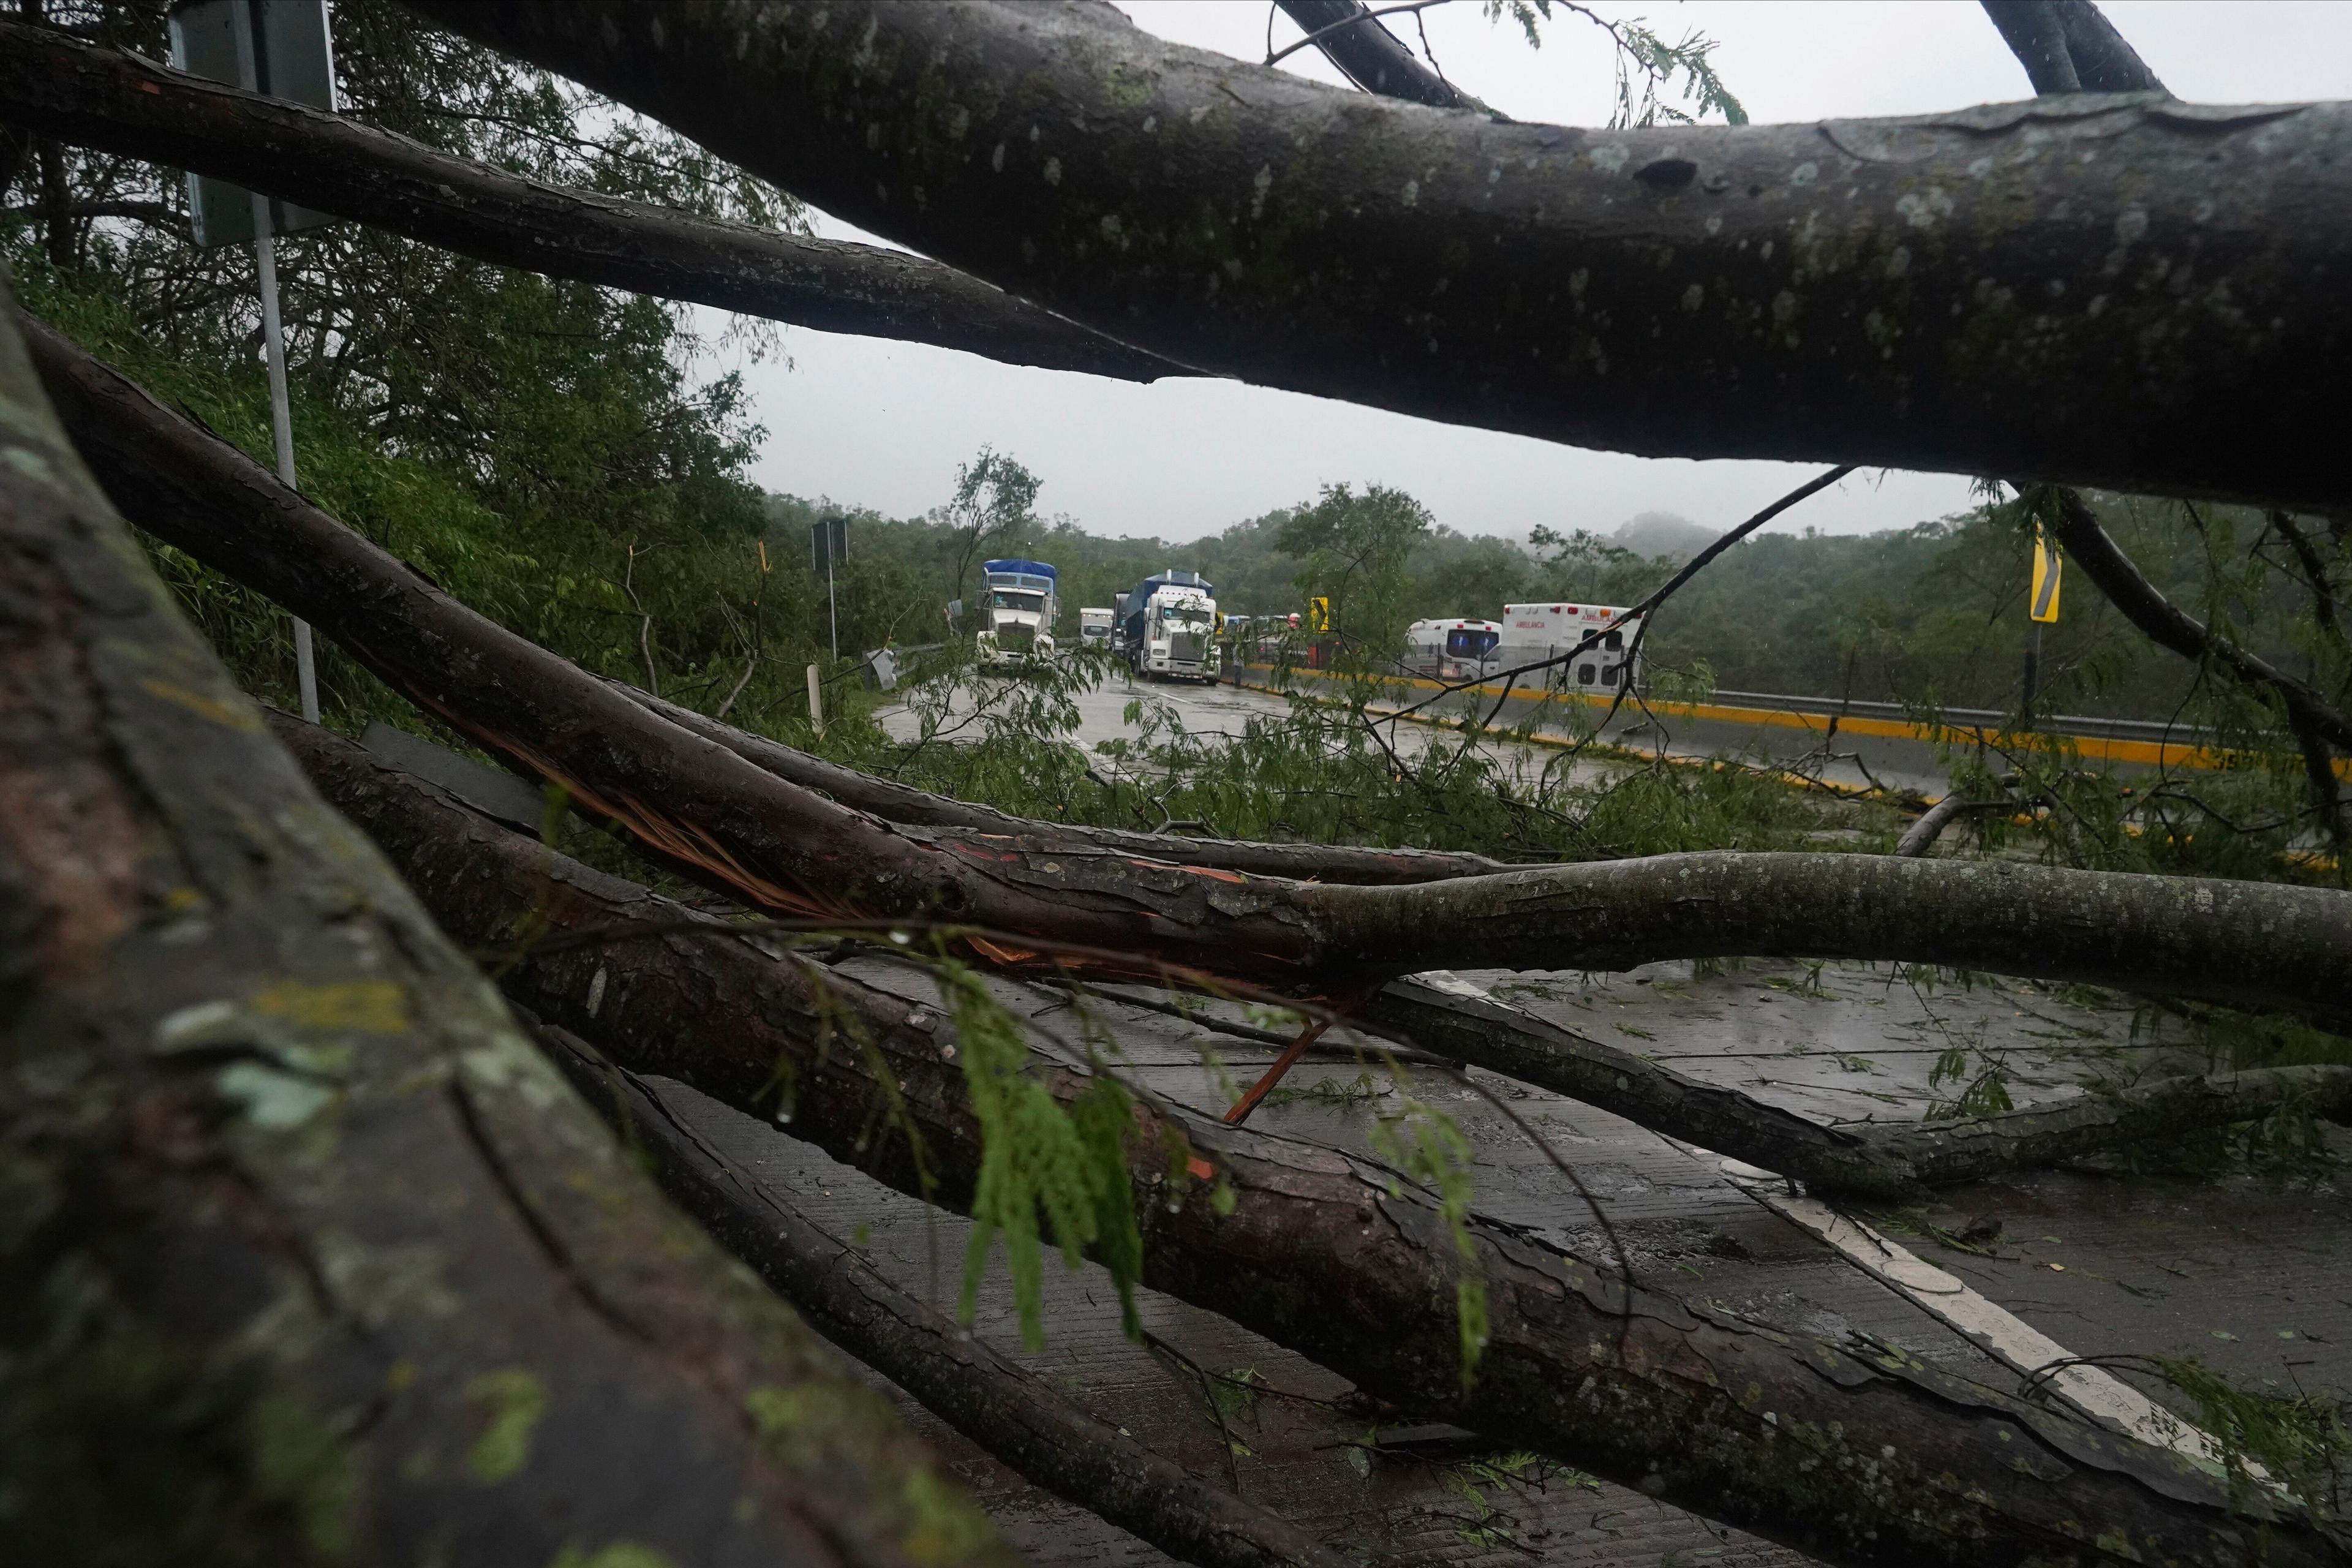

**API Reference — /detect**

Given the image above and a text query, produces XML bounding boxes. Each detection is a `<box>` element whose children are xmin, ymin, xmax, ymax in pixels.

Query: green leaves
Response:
<box><xmin>1279</xmin><ymin>481</ymin><xmax>1434</xmax><ymax>670</ymax></box>
<box><xmin>1482</xmin><ymin>2</ymin><xmax>1747</xmax><ymax>128</ymax></box>
<box><xmin>1369</xmin><ymin>1096</ymin><xmax>1489</xmax><ymax>1385</ymax></box>
<box><xmin>933</xmin><ymin>959</ymin><xmax>1142</xmax><ymax>1349</ymax></box>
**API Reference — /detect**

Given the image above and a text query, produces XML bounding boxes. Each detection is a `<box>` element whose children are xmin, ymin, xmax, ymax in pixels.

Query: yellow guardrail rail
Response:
<box><xmin>1228</xmin><ymin>661</ymin><xmax>2350</xmax><ymax>780</ymax></box>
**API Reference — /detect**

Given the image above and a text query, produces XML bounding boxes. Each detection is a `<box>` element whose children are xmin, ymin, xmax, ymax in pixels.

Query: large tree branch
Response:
<box><xmin>1368</xmin><ymin>979</ymin><xmax>2352</xmax><ymax>1196</ymax></box>
<box><xmin>1979</xmin><ymin>2</ymin><xmax>2082</xmax><ymax>94</ymax></box>
<box><xmin>0</xmin><ymin>287</ymin><xmax>1006</xmax><ymax>1566</ymax></box>
<box><xmin>277</xmin><ymin>719</ymin><xmax>2341</xmax><ymax>1568</ymax></box>
<box><xmin>401</xmin><ymin>0</ymin><xmax>2352</xmax><ymax>511</ymax></box>
<box><xmin>2038</xmin><ymin>485</ymin><xmax>2352</xmax><ymax>754</ymax></box>
<box><xmin>1972</xmin><ymin>15</ymin><xmax>2350</xmax><ymax>818</ymax></box>
<box><xmin>1981</xmin><ymin>1</ymin><xmax>2164</xmax><ymax>97</ymax></box>
<box><xmin>1273</xmin><ymin>1</ymin><xmax>1475</xmax><ymax>110</ymax></box>
<box><xmin>0</xmin><ymin>21</ymin><xmax>1177</xmax><ymax>380</ymax></box>
<box><xmin>532</xmin><ymin>1017</ymin><xmax>1353</xmax><ymax>1568</ymax></box>
<box><xmin>0</xmin><ymin>194</ymin><xmax>190</xmax><ymax>236</ymax></box>
<box><xmin>2046</xmin><ymin>1</ymin><xmax>2164</xmax><ymax>94</ymax></box>
<box><xmin>31</xmin><ymin>311</ymin><xmax>2352</xmax><ymax>1026</ymax></box>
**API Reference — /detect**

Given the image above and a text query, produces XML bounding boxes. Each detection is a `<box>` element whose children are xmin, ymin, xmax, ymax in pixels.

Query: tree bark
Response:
<box><xmin>2048</xmin><ymin>1</ymin><xmax>2164</xmax><ymax>94</ymax></box>
<box><xmin>532</xmin><ymin>1016</ymin><xmax>1355</xmax><ymax>1568</ymax></box>
<box><xmin>1894</xmin><ymin>792</ymin><xmax>1973</xmax><ymax>856</ymax></box>
<box><xmin>1366</xmin><ymin>979</ymin><xmax>1930</xmax><ymax>1197</ymax></box>
<box><xmin>0</xmin><ymin>292</ymin><xmax>1009</xmax><ymax>1566</ymax></box>
<box><xmin>1273</xmin><ymin>0</ymin><xmax>1475</xmax><ymax>110</ymax></box>
<box><xmin>1979</xmin><ymin>2</ymin><xmax>2081</xmax><ymax>94</ymax></box>
<box><xmin>32</xmin><ymin>311</ymin><xmax>2352</xmax><ymax>1025</ymax></box>
<box><xmin>1981</xmin><ymin>1</ymin><xmax>2163</xmax><ymax>97</ymax></box>
<box><xmin>1368</xmin><ymin>978</ymin><xmax>2352</xmax><ymax>1197</ymax></box>
<box><xmin>1970</xmin><ymin>10</ymin><xmax>2351</xmax><ymax>827</ymax></box>
<box><xmin>402</xmin><ymin>0</ymin><xmax>2352</xmax><ymax>511</ymax></box>
<box><xmin>0</xmin><ymin>20</ymin><xmax>1177</xmax><ymax>381</ymax></box>
<box><xmin>1867</xmin><ymin>1060</ymin><xmax>2352</xmax><ymax>1187</ymax></box>
<box><xmin>277</xmin><ymin>717</ymin><xmax>2342</xmax><ymax>1568</ymax></box>
<box><xmin>0</xmin><ymin>194</ymin><xmax>190</xmax><ymax>237</ymax></box>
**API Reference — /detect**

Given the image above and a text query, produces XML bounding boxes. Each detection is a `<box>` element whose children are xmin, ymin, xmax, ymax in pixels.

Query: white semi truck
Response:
<box><xmin>977</xmin><ymin>558</ymin><xmax>1058</xmax><ymax>668</ymax></box>
<box><xmin>1118</xmin><ymin>569</ymin><xmax>1219</xmax><ymax>682</ymax></box>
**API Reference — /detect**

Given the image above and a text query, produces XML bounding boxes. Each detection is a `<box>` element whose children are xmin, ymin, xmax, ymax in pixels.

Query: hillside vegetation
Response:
<box><xmin>769</xmin><ymin>483</ymin><xmax>2304</xmax><ymax>724</ymax></box>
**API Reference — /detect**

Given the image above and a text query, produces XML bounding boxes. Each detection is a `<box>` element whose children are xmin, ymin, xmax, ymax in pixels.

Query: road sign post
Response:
<box><xmin>2021</xmin><ymin>524</ymin><xmax>2063</xmax><ymax>729</ymax></box>
<box><xmin>811</xmin><ymin>515</ymin><xmax>848</xmax><ymax>661</ymax></box>
<box><xmin>170</xmin><ymin>0</ymin><xmax>339</xmax><ymax>722</ymax></box>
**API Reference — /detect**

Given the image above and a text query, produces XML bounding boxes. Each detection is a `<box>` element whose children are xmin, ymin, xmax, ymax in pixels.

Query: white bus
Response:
<box><xmin>1401</xmin><ymin>617</ymin><xmax>1503</xmax><ymax>681</ymax></box>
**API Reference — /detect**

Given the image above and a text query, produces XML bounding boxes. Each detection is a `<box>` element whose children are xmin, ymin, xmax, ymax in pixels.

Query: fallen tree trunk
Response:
<box><xmin>405</xmin><ymin>0</ymin><xmax>2352</xmax><ymax>511</ymax></box>
<box><xmin>0</xmin><ymin>20</ymin><xmax>1174</xmax><ymax>382</ymax></box>
<box><xmin>0</xmin><ymin>290</ymin><xmax>1008</xmax><ymax>1567</ymax></box>
<box><xmin>1368</xmin><ymin>979</ymin><xmax>1928</xmax><ymax>1197</ymax></box>
<box><xmin>532</xmin><ymin>1016</ymin><xmax>1354</xmax><ymax>1568</ymax></box>
<box><xmin>1871</xmin><ymin>1060</ymin><xmax>2352</xmax><ymax>1186</ymax></box>
<box><xmin>279</xmin><ymin>714</ymin><xmax>2342</xmax><ymax>1568</ymax></box>
<box><xmin>1369</xmin><ymin>978</ymin><xmax>2352</xmax><ymax>1197</ymax></box>
<box><xmin>34</xmin><ymin>312</ymin><xmax>2352</xmax><ymax>1028</ymax></box>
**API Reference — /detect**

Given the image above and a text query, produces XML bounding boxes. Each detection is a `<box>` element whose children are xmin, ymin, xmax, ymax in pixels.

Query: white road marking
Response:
<box><xmin>1725</xmin><ymin>1172</ymin><xmax>2230</xmax><ymax>1469</ymax></box>
<box><xmin>1421</xmin><ymin>970</ymin><xmax>2238</xmax><ymax>1473</ymax></box>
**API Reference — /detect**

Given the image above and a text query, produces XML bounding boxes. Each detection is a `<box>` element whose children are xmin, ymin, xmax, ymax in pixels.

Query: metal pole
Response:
<box><xmin>252</xmin><ymin>193</ymin><xmax>318</xmax><ymax>723</ymax></box>
<box><xmin>827</xmin><ymin>556</ymin><xmax>839</xmax><ymax>662</ymax></box>
<box><xmin>2020</xmin><ymin>620</ymin><xmax>2043</xmax><ymax>731</ymax></box>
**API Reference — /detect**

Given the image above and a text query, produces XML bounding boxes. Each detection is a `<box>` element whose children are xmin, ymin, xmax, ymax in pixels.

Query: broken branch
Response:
<box><xmin>279</xmin><ymin>716</ymin><xmax>2340</xmax><ymax>1568</ymax></box>
<box><xmin>409</xmin><ymin>0</ymin><xmax>2352</xmax><ymax>510</ymax></box>
<box><xmin>0</xmin><ymin>21</ymin><xmax>1176</xmax><ymax>380</ymax></box>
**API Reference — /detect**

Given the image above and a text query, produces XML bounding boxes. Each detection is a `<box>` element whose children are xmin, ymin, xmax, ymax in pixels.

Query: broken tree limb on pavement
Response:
<box><xmin>0</xmin><ymin>288</ymin><xmax>1009</xmax><ymax>1567</ymax></box>
<box><xmin>31</xmin><ymin>312</ymin><xmax>2352</xmax><ymax>1027</ymax></box>
<box><xmin>532</xmin><ymin>1016</ymin><xmax>1356</xmax><ymax>1568</ymax></box>
<box><xmin>1368</xmin><ymin>978</ymin><xmax>2352</xmax><ymax>1197</ymax></box>
<box><xmin>406</xmin><ymin>0</ymin><xmax>2352</xmax><ymax>511</ymax></box>
<box><xmin>273</xmin><ymin>714</ymin><xmax>2346</xmax><ymax>1568</ymax></box>
<box><xmin>0</xmin><ymin>20</ymin><xmax>1176</xmax><ymax>382</ymax></box>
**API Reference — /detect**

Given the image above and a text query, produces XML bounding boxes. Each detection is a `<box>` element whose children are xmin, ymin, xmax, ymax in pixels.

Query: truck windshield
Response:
<box><xmin>1165</xmin><ymin>612</ymin><xmax>1212</xmax><ymax>633</ymax></box>
<box><xmin>1446</xmin><ymin>628</ymin><xmax>1499</xmax><ymax>658</ymax></box>
<box><xmin>990</xmin><ymin>591</ymin><xmax>1044</xmax><ymax>612</ymax></box>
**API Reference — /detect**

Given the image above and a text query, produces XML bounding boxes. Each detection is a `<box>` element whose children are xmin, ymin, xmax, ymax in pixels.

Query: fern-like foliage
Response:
<box><xmin>1370</xmin><ymin>1094</ymin><xmax>1491</xmax><ymax>1385</ymax></box>
<box><xmin>933</xmin><ymin>959</ymin><xmax>1144</xmax><ymax>1349</ymax></box>
<box><xmin>1484</xmin><ymin>1</ymin><xmax>1748</xmax><ymax>128</ymax></box>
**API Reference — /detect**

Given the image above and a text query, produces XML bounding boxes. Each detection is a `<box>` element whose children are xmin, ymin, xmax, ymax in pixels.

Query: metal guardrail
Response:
<box><xmin>1701</xmin><ymin>690</ymin><xmax>2213</xmax><ymax>746</ymax></box>
<box><xmin>1225</xmin><ymin>656</ymin><xmax>2226</xmax><ymax>750</ymax></box>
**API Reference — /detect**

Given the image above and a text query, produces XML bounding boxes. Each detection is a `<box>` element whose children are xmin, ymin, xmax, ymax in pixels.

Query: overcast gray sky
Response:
<box><xmin>713</xmin><ymin>1</ymin><xmax>2352</xmax><ymax>543</ymax></box>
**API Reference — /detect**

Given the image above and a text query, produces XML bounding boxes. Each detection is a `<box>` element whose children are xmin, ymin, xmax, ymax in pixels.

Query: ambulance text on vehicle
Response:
<box><xmin>1498</xmin><ymin>602</ymin><xmax>1643</xmax><ymax>692</ymax></box>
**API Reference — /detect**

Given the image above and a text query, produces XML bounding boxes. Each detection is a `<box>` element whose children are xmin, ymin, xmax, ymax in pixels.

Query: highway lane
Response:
<box><xmin>880</xmin><ymin>657</ymin><xmax>2231</xmax><ymax>803</ymax></box>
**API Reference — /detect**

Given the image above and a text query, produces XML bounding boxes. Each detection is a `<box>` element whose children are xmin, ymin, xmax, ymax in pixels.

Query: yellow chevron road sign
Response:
<box><xmin>2030</xmin><ymin>527</ymin><xmax>2062</xmax><ymax>624</ymax></box>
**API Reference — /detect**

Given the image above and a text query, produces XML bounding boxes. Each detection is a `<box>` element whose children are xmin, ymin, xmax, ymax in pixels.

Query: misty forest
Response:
<box><xmin>7</xmin><ymin>2</ymin><xmax>2352</xmax><ymax>1566</ymax></box>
